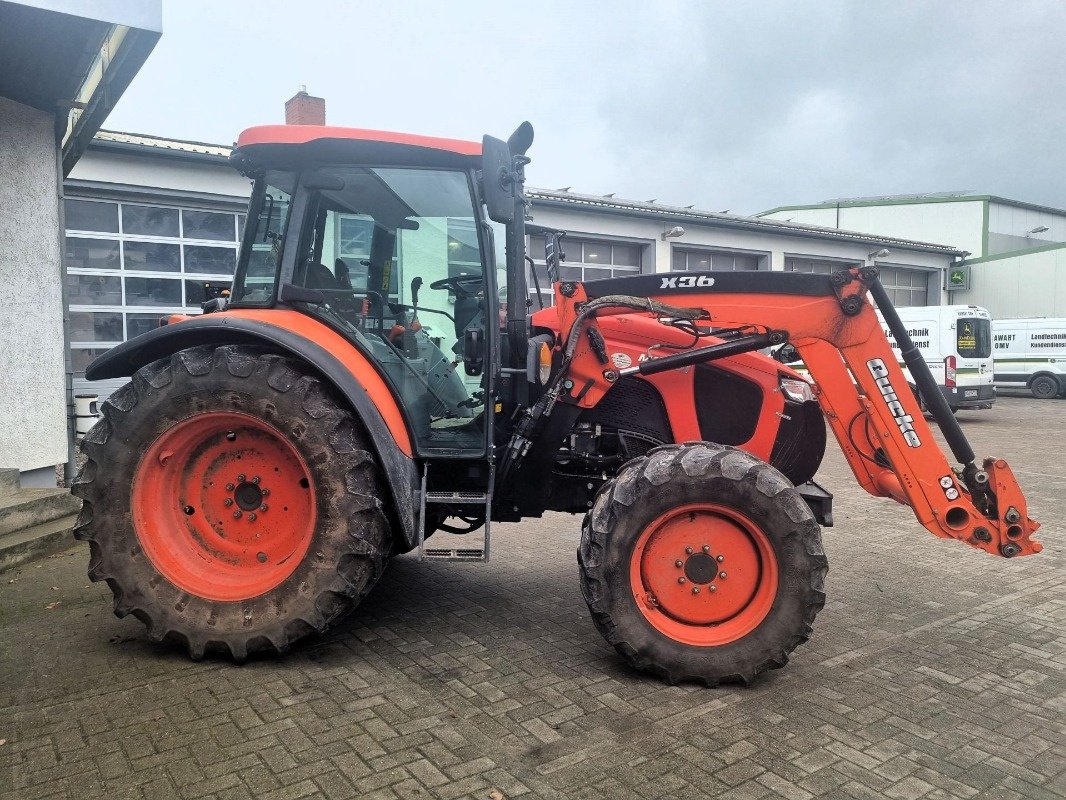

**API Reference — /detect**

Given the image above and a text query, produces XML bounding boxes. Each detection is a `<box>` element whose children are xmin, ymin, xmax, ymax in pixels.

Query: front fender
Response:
<box><xmin>86</xmin><ymin>310</ymin><xmax>420</xmax><ymax>551</ymax></box>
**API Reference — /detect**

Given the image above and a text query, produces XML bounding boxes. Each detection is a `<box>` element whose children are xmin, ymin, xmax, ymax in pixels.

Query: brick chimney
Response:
<box><xmin>285</xmin><ymin>87</ymin><xmax>326</xmax><ymax>126</ymax></box>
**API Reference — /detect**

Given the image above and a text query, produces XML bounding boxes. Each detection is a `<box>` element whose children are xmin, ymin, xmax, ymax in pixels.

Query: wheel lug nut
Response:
<box><xmin>259</xmin><ymin>504</ymin><xmax>268</xmax><ymax>512</ymax></box>
<box><xmin>691</xmin><ymin>586</ymin><xmax>700</xmax><ymax>595</ymax></box>
<box><xmin>709</xmin><ymin>584</ymin><xmax>717</xmax><ymax>592</ymax></box>
<box><xmin>224</xmin><ymin>498</ymin><xmax>233</xmax><ymax>507</ymax></box>
<box><xmin>257</xmin><ymin>552</ymin><xmax>267</xmax><ymax>563</ymax></box>
<box><xmin>252</xmin><ymin>476</ymin><xmax>260</xmax><ymax>484</ymax></box>
<box><xmin>226</xmin><ymin>483</ymin><xmax>234</xmax><ymax>491</ymax></box>
<box><xmin>674</xmin><ymin>560</ymin><xmax>683</xmax><ymax>568</ymax></box>
<box><xmin>226</xmin><ymin>431</ymin><xmax>236</xmax><ymax>441</ymax></box>
<box><xmin>685</xmin><ymin>546</ymin><xmax>693</xmax><ymax>555</ymax></box>
<box><xmin>233</xmin><ymin>510</ymin><xmax>242</xmax><ymax>518</ymax></box>
<box><xmin>719</xmin><ymin>571</ymin><xmax>727</xmax><ymax>579</ymax></box>
<box><xmin>716</xmin><ymin>555</ymin><xmax>725</xmax><ymax>563</ymax></box>
<box><xmin>237</xmin><ymin>474</ymin><xmax>246</xmax><ymax>483</ymax></box>
<box><xmin>702</xmin><ymin>544</ymin><xmax>710</xmax><ymax>553</ymax></box>
<box><xmin>677</xmin><ymin>577</ymin><xmax>686</xmax><ymax>584</ymax></box>
<box><xmin>248</xmin><ymin>512</ymin><xmax>257</xmax><ymax>521</ymax></box>
<box><xmin>261</xmin><ymin>488</ymin><xmax>270</xmax><ymax>497</ymax></box>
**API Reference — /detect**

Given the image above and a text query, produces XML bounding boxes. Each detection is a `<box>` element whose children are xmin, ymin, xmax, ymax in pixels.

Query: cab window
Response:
<box><xmin>231</xmin><ymin>171</ymin><xmax>295</xmax><ymax>305</ymax></box>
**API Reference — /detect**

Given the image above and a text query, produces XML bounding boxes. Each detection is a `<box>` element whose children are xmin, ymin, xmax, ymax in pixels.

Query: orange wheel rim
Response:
<box><xmin>628</xmin><ymin>503</ymin><xmax>779</xmax><ymax>646</ymax></box>
<box><xmin>131</xmin><ymin>411</ymin><xmax>316</xmax><ymax>602</ymax></box>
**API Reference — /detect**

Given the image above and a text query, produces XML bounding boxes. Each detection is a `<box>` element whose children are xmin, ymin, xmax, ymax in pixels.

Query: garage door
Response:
<box><xmin>784</xmin><ymin>258</ymin><xmax>931</xmax><ymax>306</ymax></box>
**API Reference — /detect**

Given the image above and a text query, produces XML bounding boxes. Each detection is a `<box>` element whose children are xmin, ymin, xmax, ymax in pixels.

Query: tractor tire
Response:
<box><xmin>73</xmin><ymin>345</ymin><xmax>392</xmax><ymax>662</ymax></box>
<box><xmin>1029</xmin><ymin>374</ymin><xmax>1060</xmax><ymax>400</ymax></box>
<box><xmin>577</xmin><ymin>442</ymin><xmax>827</xmax><ymax>685</ymax></box>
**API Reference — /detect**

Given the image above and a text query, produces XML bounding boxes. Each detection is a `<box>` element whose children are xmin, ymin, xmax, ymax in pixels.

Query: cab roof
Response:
<box><xmin>232</xmin><ymin>124</ymin><xmax>482</xmax><ymax>172</ymax></box>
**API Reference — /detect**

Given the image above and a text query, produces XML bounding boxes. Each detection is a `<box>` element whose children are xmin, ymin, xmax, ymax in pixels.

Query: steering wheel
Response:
<box><xmin>429</xmin><ymin>274</ymin><xmax>482</xmax><ymax>298</ymax></box>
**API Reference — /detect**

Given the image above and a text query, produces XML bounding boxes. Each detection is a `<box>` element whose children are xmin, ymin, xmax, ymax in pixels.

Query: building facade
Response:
<box><xmin>0</xmin><ymin>0</ymin><xmax>160</xmax><ymax>486</ymax></box>
<box><xmin>759</xmin><ymin>193</ymin><xmax>1066</xmax><ymax>318</ymax></box>
<box><xmin>64</xmin><ymin>132</ymin><xmax>251</xmax><ymax>401</ymax></box>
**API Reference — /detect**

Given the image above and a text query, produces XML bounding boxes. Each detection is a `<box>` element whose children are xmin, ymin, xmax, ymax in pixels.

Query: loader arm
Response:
<box><xmin>538</xmin><ymin>267</ymin><xmax>1041</xmax><ymax>559</ymax></box>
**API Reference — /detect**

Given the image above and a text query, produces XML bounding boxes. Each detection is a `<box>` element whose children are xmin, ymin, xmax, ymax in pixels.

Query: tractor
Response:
<box><xmin>75</xmin><ymin>121</ymin><xmax>1041</xmax><ymax>684</ymax></box>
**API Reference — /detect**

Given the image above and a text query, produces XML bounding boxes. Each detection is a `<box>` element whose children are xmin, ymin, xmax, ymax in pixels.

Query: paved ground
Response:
<box><xmin>1</xmin><ymin>397</ymin><xmax>1063</xmax><ymax>800</ymax></box>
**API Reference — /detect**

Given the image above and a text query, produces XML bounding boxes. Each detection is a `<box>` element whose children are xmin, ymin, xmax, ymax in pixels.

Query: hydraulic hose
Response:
<box><xmin>867</xmin><ymin>278</ymin><xmax>976</xmax><ymax>467</ymax></box>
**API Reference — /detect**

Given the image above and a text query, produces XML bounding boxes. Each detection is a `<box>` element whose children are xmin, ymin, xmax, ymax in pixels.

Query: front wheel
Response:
<box><xmin>1030</xmin><ymin>374</ymin><xmax>1061</xmax><ymax>400</ymax></box>
<box><xmin>73</xmin><ymin>345</ymin><xmax>392</xmax><ymax>661</ymax></box>
<box><xmin>578</xmin><ymin>443</ymin><xmax>827</xmax><ymax>685</ymax></box>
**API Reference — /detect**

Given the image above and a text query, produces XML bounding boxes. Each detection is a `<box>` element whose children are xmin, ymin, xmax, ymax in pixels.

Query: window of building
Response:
<box><xmin>784</xmin><ymin>257</ymin><xmax>932</xmax><ymax>306</ymax></box>
<box><xmin>122</xmin><ymin>205</ymin><xmax>179</xmax><ymax>237</ymax></box>
<box><xmin>671</xmin><ymin>247</ymin><xmax>764</xmax><ymax>272</ymax></box>
<box><xmin>64</xmin><ymin>197</ymin><xmax>243</xmax><ymax>375</ymax></box>
<box><xmin>783</xmin><ymin>256</ymin><xmax>858</xmax><ymax>275</ymax></box>
<box><xmin>65</xmin><ymin>199</ymin><xmax>118</xmax><ymax>233</ymax></box>
<box><xmin>527</xmin><ymin>234</ymin><xmax>645</xmax><ymax>306</ymax></box>
<box><xmin>878</xmin><ymin>266</ymin><xmax>931</xmax><ymax>307</ymax></box>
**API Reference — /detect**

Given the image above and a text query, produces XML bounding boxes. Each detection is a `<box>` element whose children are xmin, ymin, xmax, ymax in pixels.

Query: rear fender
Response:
<box><xmin>85</xmin><ymin>310</ymin><xmax>419</xmax><ymax>551</ymax></box>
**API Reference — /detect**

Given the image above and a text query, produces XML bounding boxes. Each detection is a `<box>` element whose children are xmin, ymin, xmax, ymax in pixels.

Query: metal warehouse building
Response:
<box><xmin>760</xmin><ymin>192</ymin><xmax>1066</xmax><ymax>318</ymax></box>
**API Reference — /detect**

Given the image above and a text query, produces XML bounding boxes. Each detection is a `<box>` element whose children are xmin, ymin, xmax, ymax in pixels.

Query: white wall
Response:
<box><xmin>68</xmin><ymin>149</ymin><xmax>252</xmax><ymax>199</ymax></box>
<box><xmin>961</xmin><ymin>247</ymin><xmax>1066</xmax><ymax>318</ymax></box>
<box><xmin>762</xmin><ymin>201</ymin><xmax>985</xmax><ymax>258</ymax></box>
<box><xmin>987</xmin><ymin>202</ymin><xmax>1066</xmax><ymax>256</ymax></box>
<box><xmin>0</xmin><ymin>97</ymin><xmax>69</xmax><ymax>473</ymax></box>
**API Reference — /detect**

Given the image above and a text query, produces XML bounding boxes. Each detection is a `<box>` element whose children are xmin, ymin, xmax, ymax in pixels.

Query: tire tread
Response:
<box><xmin>73</xmin><ymin>344</ymin><xmax>391</xmax><ymax>662</ymax></box>
<box><xmin>577</xmin><ymin>442</ymin><xmax>827</xmax><ymax>686</ymax></box>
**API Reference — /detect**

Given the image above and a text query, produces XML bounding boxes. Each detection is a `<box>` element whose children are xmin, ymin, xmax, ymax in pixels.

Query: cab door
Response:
<box><xmin>287</xmin><ymin>166</ymin><xmax>500</xmax><ymax>458</ymax></box>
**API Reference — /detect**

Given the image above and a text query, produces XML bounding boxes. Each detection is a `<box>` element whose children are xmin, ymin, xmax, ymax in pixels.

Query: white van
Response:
<box><xmin>879</xmin><ymin>305</ymin><xmax>995</xmax><ymax>411</ymax></box>
<box><xmin>991</xmin><ymin>318</ymin><xmax>1066</xmax><ymax>399</ymax></box>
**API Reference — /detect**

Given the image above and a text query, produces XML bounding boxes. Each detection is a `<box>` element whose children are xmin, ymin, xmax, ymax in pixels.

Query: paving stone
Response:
<box><xmin>1</xmin><ymin>397</ymin><xmax>1062</xmax><ymax>799</ymax></box>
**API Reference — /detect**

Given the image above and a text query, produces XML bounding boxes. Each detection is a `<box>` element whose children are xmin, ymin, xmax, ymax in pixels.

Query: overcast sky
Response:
<box><xmin>104</xmin><ymin>0</ymin><xmax>1065</xmax><ymax>215</ymax></box>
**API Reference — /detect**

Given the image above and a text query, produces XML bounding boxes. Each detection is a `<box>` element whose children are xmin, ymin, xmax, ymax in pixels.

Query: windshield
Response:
<box><xmin>231</xmin><ymin>171</ymin><xmax>295</xmax><ymax>304</ymax></box>
<box><xmin>957</xmin><ymin>318</ymin><xmax>991</xmax><ymax>359</ymax></box>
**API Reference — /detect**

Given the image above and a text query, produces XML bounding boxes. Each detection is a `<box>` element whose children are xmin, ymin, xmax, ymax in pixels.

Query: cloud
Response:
<box><xmin>104</xmin><ymin>0</ymin><xmax>1066</xmax><ymax>214</ymax></box>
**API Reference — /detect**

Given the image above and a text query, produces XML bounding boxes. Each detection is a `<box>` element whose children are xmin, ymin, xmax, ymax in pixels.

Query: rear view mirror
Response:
<box><xmin>481</xmin><ymin>135</ymin><xmax>514</xmax><ymax>224</ymax></box>
<box><xmin>302</xmin><ymin>172</ymin><xmax>345</xmax><ymax>191</ymax></box>
<box><xmin>507</xmin><ymin>121</ymin><xmax>535</xmax><ymax>156</ymax></box>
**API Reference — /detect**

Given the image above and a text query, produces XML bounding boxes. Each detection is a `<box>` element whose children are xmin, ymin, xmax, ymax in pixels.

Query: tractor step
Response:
<box><xmin>420</xmin><ymin>547</ymin><xmax>486</xmax><ymax>562</ymax></box>
<box><xmin>424</xmin><ymin>491</ymin><xmax>489</xmax><ymax>504</ymax></box>
<box><xmin>415</xmin><ymin>465</ymin><xmax>493</xmax><ymax>563</ymax></box>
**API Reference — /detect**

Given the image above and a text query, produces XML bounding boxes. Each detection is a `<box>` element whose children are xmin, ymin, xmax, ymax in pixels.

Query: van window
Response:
<box><xmin>957</xmin><ymin>318</ymin><xmax>991</xmax><ymax>359</ymax></box>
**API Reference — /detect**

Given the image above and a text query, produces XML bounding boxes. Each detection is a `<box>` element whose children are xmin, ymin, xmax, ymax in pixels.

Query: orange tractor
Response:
<box><xmin>76</xmin><ymin>122</ymin><xmax>1041</xmax><ymax>684</ymax></box>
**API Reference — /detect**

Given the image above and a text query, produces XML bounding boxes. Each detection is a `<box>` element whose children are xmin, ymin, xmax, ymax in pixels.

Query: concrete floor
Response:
<box><xmin>0</xmin><ymin>396</ymin><xmax>1063</xmax><ymax>799</ymax></box>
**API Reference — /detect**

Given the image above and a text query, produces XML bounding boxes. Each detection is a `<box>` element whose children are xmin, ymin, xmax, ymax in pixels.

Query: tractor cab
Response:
<box><xmin>227</xmin><ymin>126</ymin><xmax>513</xmax><ymax>460</ymax></box>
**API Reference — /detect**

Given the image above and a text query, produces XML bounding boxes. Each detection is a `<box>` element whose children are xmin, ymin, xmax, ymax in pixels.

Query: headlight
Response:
<box><xmin>779</xmin><ymin>375</ymin><xmax>814</xmax><ymax>403</ymax></box>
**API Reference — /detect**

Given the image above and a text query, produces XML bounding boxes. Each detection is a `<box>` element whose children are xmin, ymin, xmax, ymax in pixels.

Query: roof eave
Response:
<box><xmin>60</xmin><ymin>26</ymin><xmax>161</xmax><ymax>175</ymax></box>
<box><xmin>529</xmin><ymin>193</ymin><xmax>962</xmax><ymax>256</ymax></box>
<box><xmin>86</xmin><ymin>136</ymin><xmax>232</xmax><ymax>166</ymax></box>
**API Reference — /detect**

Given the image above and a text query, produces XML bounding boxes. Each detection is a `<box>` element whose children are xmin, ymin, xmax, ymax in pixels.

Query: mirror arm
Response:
<box><xmin>505</xmin><ymin>153</ymin><xmax>530</xmax><ymax>367</ymax></box>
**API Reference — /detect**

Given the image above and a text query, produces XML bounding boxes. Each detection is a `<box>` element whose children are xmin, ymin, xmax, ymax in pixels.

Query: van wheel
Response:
<box><xmin>1030</xmin><ymin>375</ymin><xmax>1060</xmax><ymax>400</ymax></box>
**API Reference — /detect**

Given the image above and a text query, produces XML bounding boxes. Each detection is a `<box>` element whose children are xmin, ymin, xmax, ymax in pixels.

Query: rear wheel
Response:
<box><xmin>578</xmin><ymin>443</ymin><xmax>827</xmax><ymax>685</ymax></box>
<box><xmin>73</xmin><ymin>345</ymin><xmax>392</xmax><ymax>661</ymax></box>
<box><xmin>1030</xmin><ymin>374</ymin><xmax>1060</xmax><ymax>400</ymax></box>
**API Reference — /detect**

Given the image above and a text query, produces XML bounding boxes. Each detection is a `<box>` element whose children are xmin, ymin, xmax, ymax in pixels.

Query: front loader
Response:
<box><xmin>75</xmin><ymin>121</ymin><xmax>1042</xmax><ymax>684</ymax></box>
